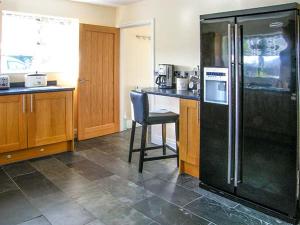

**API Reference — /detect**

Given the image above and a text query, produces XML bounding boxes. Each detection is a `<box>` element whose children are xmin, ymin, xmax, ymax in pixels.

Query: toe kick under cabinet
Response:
<box><xmin>0</xmin><ymin>91</ymin><xmax>74</xmax><ymax>165</ymax></box>
<box><xmin>179</xmin><ymin>99</ymin><xmax>200</xmax><ymax>178</ymax></box>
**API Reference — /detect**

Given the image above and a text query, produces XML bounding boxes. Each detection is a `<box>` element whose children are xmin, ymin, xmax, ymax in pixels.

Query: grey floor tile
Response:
<box><xmin>29</xmin><ymin>191</ymin><xmax>70</xmax><ymax>211</ymax></box>
<box><xmin>234</xmin><ymin>204</ymin><xmax>291</xmax><ymax>225</ymax></box>
<box><xmin>0</xmin><ymin>190</ymin><xmax>41</xmax><ymax>225</ymax></box>
<box><xmin>76</xmin><ymin>188</ymin><xmax>152</xmax><ymax>225</ymax></box>
<box><xmin>74</xmin><ymin>141</ymin><xmax>93</xmax><ymax>152</ymax></box>
<box><xmin>30</xmin><ymin>157</ymin><xmax>68</xmax><ymax>173</ymax></box>
<box><xmin>13</xmin><ymin>171</ymin><xmax>61</xmax><ymax>199</ymax></box>
<box><xmin>158</xmin><ymin>172</ymin><xmax>196</xmax><ymax>187</ymax></box>
<box><xmin>17</xmin><ymin>216</ymin><xmax>51</xmax><ymax>225</ymax></box>
<box><xmin>3</xmin><ymin>161</ymin><xmax>36</xmax><ymax>178</ymax></box>
<box><xmin>0</xmin><ymin>168</ymin><xmax>18</xmax><ymax>193</ymax></box>
<box><xmin>194</xmin><ymin>187</ymin><xmax>239</xmax><ymax>208</ymax></box>
<box><xmin>139</xmin><ymin>177</ymin><xmax>201</xmax><ymax>207</ymax></box>
<box><xmin>185</xmin><ymin>196</ymin><xmax>266</xmax><ymax>225</ymax></box>
<box><xmin>49</xmin><ymin>172</ymin><xmax>94</xmax><ymax>199</ymax></box>
<box><xmin>67</xmin><ymin>159</ymin><xmax>113</xmax><ymax>181</ymax></box>
<box><xmin>30</xmin><ymin>158</ymin><xmax>95</xmax><ymax>199</ymax></box>
<box><xmin>42</xmin><ymin>200</ymin><xmax>95</xmax><ymax>225</ymax></box>
<box><xmin>133</xmin><ymin>196</ymin><xmax>210</xmax><ymax>225</ymax></box>
<box><xmin>85</xmin><ymin>220</ymin><xmax>106</xmax><ymax>225</ymax></box>
<box><xmin>78</xmin><ymin>149</ymin><xmax>155</xmax><ymax>184</ymax></box>
<box><xmin>54</xmin><ymin>151</ymin><xmax>86</xmax><ymax>164</ymax></box>
<box><xmin>96</xmin><ymin>175</ymin><xmax>153</xmax><ymax>205</ymax></box>
<box><xmin>1</xmin><ymin>129</ymin><xmax>292</xmax><ymax>225</ymax></box>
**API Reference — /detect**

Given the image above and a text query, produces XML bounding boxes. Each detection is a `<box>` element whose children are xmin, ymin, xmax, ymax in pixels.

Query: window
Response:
<box><xmin>1</xmin><ymin>11</ymin><xmax>79</xmax><ymax>74</ymax></box>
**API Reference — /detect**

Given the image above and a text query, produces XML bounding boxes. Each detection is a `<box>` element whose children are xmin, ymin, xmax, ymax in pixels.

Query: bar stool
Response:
<box><xmin>129</xmin><ymin>91</ymin><xmax>179</xmax><ymax>173</ymax></box>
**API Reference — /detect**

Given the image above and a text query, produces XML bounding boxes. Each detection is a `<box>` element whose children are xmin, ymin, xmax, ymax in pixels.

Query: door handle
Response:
<box><xmin>227</xmin><ymin>23</ymin><xmax>233</xmax><ymax>184</ymax></box>
<box><xmin>22</xmin><ymin>95</ymin><xmax>26</xmax><ymax>113</ymax></box>
<box><xmin>234</xmin><ymin>24</ymin><xmax>242</xmax><ymax>187</ymax></box>
<box><xmin>78</xmin><ymin>79</ymin><xmax>89</xmax><ymax>83</ymax></box>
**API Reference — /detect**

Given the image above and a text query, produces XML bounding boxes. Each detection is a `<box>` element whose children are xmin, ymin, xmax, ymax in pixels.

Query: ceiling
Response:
<box><xmin>71</xmin><ymin>0</ymin><xmax>143</xmax><ymax>6</ymax></box>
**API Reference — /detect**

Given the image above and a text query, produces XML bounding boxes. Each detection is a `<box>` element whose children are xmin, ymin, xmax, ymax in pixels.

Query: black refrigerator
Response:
<box><xmin>200</xmin><ymin>3</ymin><xmax>299</xmax><ymax>223</ymax></box>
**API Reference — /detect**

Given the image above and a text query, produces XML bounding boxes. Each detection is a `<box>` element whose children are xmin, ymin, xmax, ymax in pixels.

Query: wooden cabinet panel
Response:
<box><xmin>0</xmin><ymin>95</ymin><xmax>27</xmax><ymax>153</ymax></box>
<box><xmin>179</xmin><ymin>99</ymin><xmax>200</xmax><ymax>177</ymax></box>
<box><xmin>27</xmin><ymin>91</ymin><xmax>73</xmax><ymax>148</ymax></box>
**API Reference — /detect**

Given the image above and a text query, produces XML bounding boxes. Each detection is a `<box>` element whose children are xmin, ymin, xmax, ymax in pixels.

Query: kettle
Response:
<box><xmin>155</xmin><ymin>75</ymin><xmax>167</xmax><ymax>88</ymax></box>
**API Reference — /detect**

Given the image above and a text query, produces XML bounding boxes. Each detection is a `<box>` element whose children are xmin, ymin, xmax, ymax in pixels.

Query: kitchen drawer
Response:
<box><xmin>0</xmin><ymin>141</ymin><xmax>72</xmax><ymax>165</ymax></box>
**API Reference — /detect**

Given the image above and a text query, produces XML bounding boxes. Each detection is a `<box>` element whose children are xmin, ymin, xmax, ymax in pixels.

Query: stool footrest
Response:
<box><xmin>165</xmin><ymin>145</ymin><xmax>177</xmax><ymax>153</ymax></box>
<box><xmin>144</xmin><ymin>154</ymin><xmax>178</xmax><ymax>162</ymax></box>
<box><xmin>132</xmin><ymin>145</ymin><xmax>164</xmax><ymax>152</ymax></box>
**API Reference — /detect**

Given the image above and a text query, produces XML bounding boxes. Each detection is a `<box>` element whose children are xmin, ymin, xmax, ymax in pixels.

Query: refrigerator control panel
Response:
<box><xmin>204</xmin><ymin>67</ymin><xmax>229</xmax><ymax>105</ymax></box>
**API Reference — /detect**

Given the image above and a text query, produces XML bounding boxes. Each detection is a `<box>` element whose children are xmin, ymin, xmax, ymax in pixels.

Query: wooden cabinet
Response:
<box><xmin>179</xmin><ymin>99</ymin><xmax>200</xmax><ymax>177</ymax></box>
<box><xmin>0</xmin><ymin>95</ymin><xmax>27</xmax><ymax>153</ymax></box>
<box><xmin>0</xmin><ymin>91</ymin><xmax>74</xmax><ymax>165</ymax></box>
<box><xmin>27</xmin><ymin>92</ymin><xmax>73</xmax><ymax>147</ymax></box>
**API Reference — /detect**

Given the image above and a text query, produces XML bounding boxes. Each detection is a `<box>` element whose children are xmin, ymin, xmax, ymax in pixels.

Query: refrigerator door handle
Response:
<box><xmin>227</xmin><ymin>23</ymin><xmax>233</xmax><ymax>185</ymax></box>
<box><xmin>234</xmin><ymin>24</ymin><xmax>240</xmax><ymax>187</ymax></box>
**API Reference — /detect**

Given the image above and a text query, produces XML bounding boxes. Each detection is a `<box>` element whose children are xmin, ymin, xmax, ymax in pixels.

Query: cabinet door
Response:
<box><xmin>27</xmin><ymin>91</ymin><xmax>73</xmax><ymax>148</ymax></box>
<box><xmin>0</xmin><ymin>95</ymin><xmax>27</xmax><ymax>153</ymax></box>
<box><xmin>179</xmin><ymin>99</ymin><xmax>200</xmax><ymax>177</ymax></box>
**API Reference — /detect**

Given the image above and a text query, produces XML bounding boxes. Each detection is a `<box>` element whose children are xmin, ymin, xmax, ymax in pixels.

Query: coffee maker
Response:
<box><xmin>155</xmin><ymin>64</ymin><xmax>174</xmax><ymax>89</ymax></box>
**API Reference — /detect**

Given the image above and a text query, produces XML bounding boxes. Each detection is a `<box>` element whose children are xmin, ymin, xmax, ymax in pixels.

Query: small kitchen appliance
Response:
<box><xmin>0</xmin><ymin>75</ymin><xmax>10</xmax><ymax>90</ymax></box>
<box><xmin>25</xmin><ymin>72</ymin><xmax>47</xmax><ymax>88</ymax></box>
<box><xmin>155</xmin><ymin>64</ymin><xmax>174</xmax><ymax>89</ymax></box>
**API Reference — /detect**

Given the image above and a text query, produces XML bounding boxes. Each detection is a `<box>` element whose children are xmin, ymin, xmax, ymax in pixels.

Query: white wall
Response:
<box><xmin>117</xmin><ymin>0</ymin><xmax>300</xmax><ymax>69</ymax></box>
<box><xmin>120</xmin><ymin>25</ymin><xmax>153</xmax><ymax>130</ymax></box>
<box><xmin>116</xmin><ymin>0</ymin><xmax>300</xmax><ymax>147</ymax></box>
<box><xmin>1</xmin><ymin>0</ymin><xmax>116</xmax><ymax>26</ymax></box>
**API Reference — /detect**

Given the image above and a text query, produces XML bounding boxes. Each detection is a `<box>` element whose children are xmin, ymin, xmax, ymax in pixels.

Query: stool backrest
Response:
<box><xmin>130</xmin><ymin>91</ymin><xmax>149</xmax><ymax>124</ymax></box>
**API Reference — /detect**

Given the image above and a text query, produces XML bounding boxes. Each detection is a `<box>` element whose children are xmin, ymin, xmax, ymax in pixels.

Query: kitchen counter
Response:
<box><xmin>0</xmin><ymin>86</ymin><xmax>75</xmax><ymax>96</ymax></box>
<box><xmin>141</xmin><ymin>87</ymin><xmax>200</xmax><ymax>100</ymax></box>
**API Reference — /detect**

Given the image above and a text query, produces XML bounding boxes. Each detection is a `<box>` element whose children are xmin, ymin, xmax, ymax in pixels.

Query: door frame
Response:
<box><xmin>118</xmin><ymin>19</ymin><xmax>156</xmax><ymax>131</ymax></box>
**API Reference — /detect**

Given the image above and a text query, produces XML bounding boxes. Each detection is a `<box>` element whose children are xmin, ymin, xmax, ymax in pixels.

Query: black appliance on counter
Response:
<box><xmin>200</xmin><ymin>3</ymin><xmax>300</xmax><ymax>223</ymax></box>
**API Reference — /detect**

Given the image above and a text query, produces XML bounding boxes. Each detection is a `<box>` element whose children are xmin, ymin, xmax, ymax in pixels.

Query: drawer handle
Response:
<box><xmin>6</xmin><ymin>155</ymin><xmax>12</xmax><ymax>159</ymax></box>
<box><xmin>40</xmin><ymin>148</ymin><xmax>45</xmax><ymax>152</ymax></box>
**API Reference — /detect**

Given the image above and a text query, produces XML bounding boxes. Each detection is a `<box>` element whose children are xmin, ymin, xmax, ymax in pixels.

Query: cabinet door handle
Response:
<box><xmin>22</xmin><ymin>95</ymin><xmax>26</xmax><ymax>113</ymax></box>
<box><xmin>30</xmin><ymin>94</ymin><xmax>33</xmax><ymax>113</ymax></box>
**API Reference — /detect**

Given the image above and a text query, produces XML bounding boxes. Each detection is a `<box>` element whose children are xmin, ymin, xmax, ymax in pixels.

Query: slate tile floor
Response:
<box><xmin>0</xmin><ymin>128</ymin><xmax>294</xmax><ymax>225</ymax></box>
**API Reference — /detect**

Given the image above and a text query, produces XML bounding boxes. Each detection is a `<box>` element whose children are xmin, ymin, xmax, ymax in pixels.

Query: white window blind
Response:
<box><xmin>1</xmin><ymin>11</ymin><xmax>79</xmax><ymax>74</ymax></box>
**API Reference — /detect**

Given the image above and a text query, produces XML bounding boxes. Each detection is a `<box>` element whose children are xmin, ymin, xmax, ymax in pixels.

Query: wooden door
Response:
<box><xmin>27</xmin><ymin>91</ymin><xmax>73</xmax><ymax>148</ymax></box>
<box><xmin>0</xmin><ymin>95</ymin><xmax>27</xmax><ymax>153</ymax></box>
<box><xmin>78</xmin><ymin>24</ymin><xmax>120</xmax><ymax>140</ymax></box>
<box><xmin>179</xmin><ymin>99</ymin><xmax>200</xmax><ymax>177</ymax></box>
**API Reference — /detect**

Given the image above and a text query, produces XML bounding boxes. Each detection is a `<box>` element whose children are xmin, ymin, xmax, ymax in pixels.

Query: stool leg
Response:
<box><xmin>162</xmin><ymin>123</ymin><xmax>166</xmax><ymax>155</ymax></box>
<box><xmin>175</xmin><ymin>119</ymin><xmax>179</xmax><ymax>168</ymax></box>
<box><xmin>139</xmin><ymin>125</ymin><xmax>147</xmax><ymax>173</ymax></box>
<box><xmin>128</xmin><ymin>121</ymin><xmax>136</xmax><ymax>163</ymax></box>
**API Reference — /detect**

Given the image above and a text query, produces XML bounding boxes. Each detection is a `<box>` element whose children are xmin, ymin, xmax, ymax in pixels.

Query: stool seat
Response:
<box><xmin>147</xmin><ymin>112</ymin><xmax>179</xmax><ymax>125</ymax></box>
